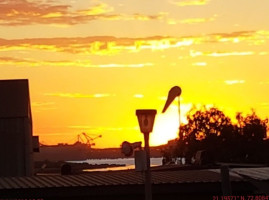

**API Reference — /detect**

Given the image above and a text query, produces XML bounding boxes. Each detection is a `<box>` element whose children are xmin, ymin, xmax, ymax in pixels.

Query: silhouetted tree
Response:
<box><xmin>237</xmin><ymin>110</ymin><xmax>268</xmax><ymax>141</ymax></box>
<box><xmin>235</xmin><ymin>111</ymin><xmax>268</xmax><ymax>162</ymax></box>
<box><xmin>180</xmin><ymin>107</ymin><xmax>232</xmax><ymax>140</ymax></box>
<box><xmin>176</xmin><ymin>107</ymin><xmax>234</xmax><ymax>163</ymax></box>
<box><xmin>162</xmin><ymin>106</ymin><xmax>269</xmax><ymax>164</ymax></box>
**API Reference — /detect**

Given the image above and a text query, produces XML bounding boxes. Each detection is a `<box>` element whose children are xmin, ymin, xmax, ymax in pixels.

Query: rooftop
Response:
<box><xmin>1</xmin><ymin>167</ymin><xmax>265</xmax><ymax>199</ymax></box>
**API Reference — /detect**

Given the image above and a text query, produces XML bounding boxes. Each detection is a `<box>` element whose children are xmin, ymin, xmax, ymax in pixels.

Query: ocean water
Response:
<box><xmin>70</xmin><ymin>157</ymin><xmax>163</xmax><ymax>172</ymax></box>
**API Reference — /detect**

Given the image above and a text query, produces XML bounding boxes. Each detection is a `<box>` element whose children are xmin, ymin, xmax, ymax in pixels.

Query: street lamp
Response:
<box><xmin>136</xmin><ymin>109</ymin><xmax>157</xmax><ymax>200</ymax></box>
<box><xmin>162</xmin><ymin>86</ymin><xmax>182</xmax><ymax>139</ymax></box>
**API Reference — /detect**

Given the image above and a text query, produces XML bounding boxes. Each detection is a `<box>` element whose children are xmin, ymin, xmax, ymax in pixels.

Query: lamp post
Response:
<box><xmin>162</xmin><ymin>86</ymin><xmax>182</xmax><ymax>139</ymax></box>
<box><xmin>136</xmin><ymin>109</ymin><xmax>157</xmax><ymax>200</ymax></box>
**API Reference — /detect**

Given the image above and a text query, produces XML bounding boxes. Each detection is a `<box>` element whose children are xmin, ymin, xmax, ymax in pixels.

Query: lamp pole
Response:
<box><xmin>136</xmin><ymin>109</ymin><xmax>157</xmax><ymax>200</ymax></box>
<box><xmin>144</xmin><ymin>131</ymin><xmax>152</xmax><ymax>200</ymax></box>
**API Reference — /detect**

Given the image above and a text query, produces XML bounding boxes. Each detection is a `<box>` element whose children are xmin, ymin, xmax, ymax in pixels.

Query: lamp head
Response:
<box><xmin>136</xmin><ymin>109</ymin><xmax>157</xmax><ymax>134</ymax></box>
<box><xmin>162</xmin><ymin>86</ymin><xmax>181</xmax><ymax>113</ymax></box>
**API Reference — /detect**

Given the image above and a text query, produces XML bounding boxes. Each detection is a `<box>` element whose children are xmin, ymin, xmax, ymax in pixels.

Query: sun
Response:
<box><xmin>149</xmin><ymin>103</ymin><xmax>192</xmax><ymax>146</ymax></box>
<box><xmin>149</xmin><ymin>106</ymin><xmax>178</xmax><ymax>147</ymax></box>
<box><xmin>150</xmin><ymin>114</ymin><xmax>178</xmax><ymax>146</ymax></box>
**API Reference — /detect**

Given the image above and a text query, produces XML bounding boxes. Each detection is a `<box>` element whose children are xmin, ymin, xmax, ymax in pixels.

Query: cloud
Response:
<box><xmin>0</xmin><ymin>30</ymin><xmax>268</xmax><ymax>56</ymax></box>
<box><xmin>190</xmin><ymin>50</ymin><xmax>255</xmax><ymax>57</ymax></box>
<box><xmin>44</xmin><ymin>92</ymin><xmax>114</xmax><ymax>98</ymax></box>
<box><xmin>158</xmin><ymin>96</ymin><xmax>168</xmax><ymax>101</ymax></box>
<box><xmin>32</xmin><ymin>102</ymin><xmax>56</xmax><ymax>107</ymax></box>
<box><xmin>259</xmin><ymin>52</ymin><xmax>268</xmax><ymax>56</ymax></box>
<box><xmin>0</xmin><ymin>0</ymin><xmax>165</xmax><ymax>26</ymax></box>
<box><xmin>260</xmin><ymin>103</ymin><xmax>269</xmax><ymax>108</ymax></box>
<box><xmin>210</xmin><ymin>30</ymin><xmax>269</xmax><ymax>46</ymax></box>
<box><xmin>0</xmin><ymin>0</ymin><xmax>72</xmax><ymax>25</ymax></box>
<box><xmin>31</xmin><ymin>101</ymin><xmax>56</xmax><ymax>111</ymax></box>
<box><xmin>133</xmin><ymin>94</ymin><xmax>144</xmax><ymax>98</ymax></box>
<box><xmin>105</xmin><ymin>12</ymin><xmax>166</xmax><ymax>22</ymax></box>
<box><xmin>180</xmin><ymin>16</ymin><xmax>216</xmax><ymax>24</ymax></box>
<box><xmin>0</xmin><ymin>56</ymin><xmax>153</xmax><ymax>68</ymax></box>
<box><xmin>224</xmin><ymin>80</ymin><xmax>245</xmax><ymax>85</ymax></box>
<box><xmin>171</xmin><ymin>0</ymin><xmax>210</xmax><ymax>6</ymax></box>
<box><xmin>167</xmin><ymin>15</ymin><xmax>216</xmax><ymax>25</ymax></box>
<box><xmin>77</xmin><ymin>3</ymin><xmax>114</xmax><ymax>16</ymax></box>
<box><xmin>68</xmin><ymin>125</ymin><xmax>138</xmax><ymax>132</ymax></box>
<box><xmin>98</xmin><ymin>63</ymin><xmax>153</xmax><ymax>68</ymax></box>
<box><xmin>192</xmin><ymin>62</ymin><xmax>207</xmax><ymax>66</ymax></box>
<box><xmin>0</xmin><ymin>36</ymin><xmax>194</xmax><ymax>55</ymax></box>
<box><xmin>259</xmin><ymin>81</ymin><xmax>269</xmax><ymax>85</ymax></box>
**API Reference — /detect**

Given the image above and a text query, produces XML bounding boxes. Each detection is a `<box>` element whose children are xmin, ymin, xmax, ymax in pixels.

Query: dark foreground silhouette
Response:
<box><xmin>162</xmin><ymin>107</ymin><xmax>269</xmax><ymax>164</ymax></box>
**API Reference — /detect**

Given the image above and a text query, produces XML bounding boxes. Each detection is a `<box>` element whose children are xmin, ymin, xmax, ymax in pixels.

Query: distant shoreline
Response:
<box><xmin>34</xmin><ymin>146</ymin><xmax>163</xmax><ymax>161</ymax></box>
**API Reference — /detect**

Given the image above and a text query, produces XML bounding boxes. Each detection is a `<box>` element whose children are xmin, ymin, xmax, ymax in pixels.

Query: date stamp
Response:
<box><xmin>213</xmin><ymin>196</ymin><xmax>269</xmax><ymax>200</ymax></box>
<box><xmin>0</xmin><ymin>199</ymin><xmax>44</xmax><ymax>200</ymax></box>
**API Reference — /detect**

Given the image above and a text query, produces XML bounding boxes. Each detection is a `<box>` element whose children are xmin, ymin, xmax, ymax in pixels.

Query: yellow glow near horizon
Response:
<box><xmin>150</xmin><ymin>104</ymin><xmax>192</xmax><ymax>146</ymax></box>
<box><xmin>1</xmin><ymin>0</ymin><xmax>269</xmax><ymax>148</ymax></box>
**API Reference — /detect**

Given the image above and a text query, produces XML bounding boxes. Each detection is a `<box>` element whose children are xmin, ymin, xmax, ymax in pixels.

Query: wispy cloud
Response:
<box><xmin>0</xmin><ymin>0</ymin><xmax>165</xmax><ymax>26</ymax></box>
<box><xmin>98</xmin><ymin>63</ymin><xmax>153</xmax><ymax>68</ymax></box>
<box><xmin>133</xmin><ymin>94</ymin><xmax>144</xmax><ymax>98</ymax></box>
<box><xmin>0</xmin><ymin>30</ymin><xmax>268</xmax><ymax>55</ymax></box>
<box><xmin>180</xmin><ymin>16</ymin><xmax>216</xmax><ymax>24</ymax></box>
<box><xmin>158</xmin><ymin>96</ymin><xmax>184</xmax><ymax>101</ymax></box>
<box><xmin>32</xmin><ymin>102</ymin><xmax>56</xmax><ymax>107</ymax></box>
<box><xmin>259</xmin><ymin>52</ymin><xmax>268</xmax><ymax>56</ymax></box>
<box><xmin>68</xmin><ymin>125</ymin><xmax>138</xmax><ymax>132</ymax></box>
<box><xmin>31</xmin><ymin>102</ymin><xmax>56</xmax><ymax>111</ymax></box>
<box><xmin>260</xmin><ymin>103</ymin><xmax>269</xmax><ymax>108</ymax></box>
<box><xmin>0</xmin><ymin>36</ymin><xmax>194</xmax><ymax>55</ymax></box>
<box><xmin>158</xmin><ymin>96</ymin><xmax>168</xmax><ymax>101</ymax></box>
<box><xmin>259</xmin><ymin>81</ymin><xmax>269</xmax><ymax>85</ymax></box>
<box><xmin>113</xmin><ymin>13</ymin><xmax>166</xmax><ymax>21</ymax></box>
<box><xmin>44</xmin><ymin>93</ymin><xmax>114</xmax><ymax>98</ymax></box>
<box><xmin>171</xmin><ymin>0</ymin><xmax>210</xmax><ymax>6</ymax></box>
<box><xmin>0</xmin><ymin>57</ymin><xmax>153</xmax><ymax>68</ymax></box>
<box><xmin>77</xmin><ymin>3</ymin><xmax>114</xmax><ymax>15</ymax></box>
<box><xmin>192</xmin><ymin>62</ymin><xmax>207</xmax><ymax>66</ymax></box>
<box><xmin>190</xmin><ymin>50</ymin><xmax>255</xmax><ymax>57</ymax></box>
<box><xmin>224</xmin><ymin>80</ymin><xmax>245</xmax><ymax>85</ymax></box>
<box><xmin>167</xmin><ymin>16</ymin><xmax>216</xmax><ymax>25</ymax></box>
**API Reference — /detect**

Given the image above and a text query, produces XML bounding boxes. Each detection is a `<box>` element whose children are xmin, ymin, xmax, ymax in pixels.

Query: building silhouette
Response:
<box><xmin>0</xmin><ymin>79</ymin><xmax>34</xmax><ymax>177</ymax></box>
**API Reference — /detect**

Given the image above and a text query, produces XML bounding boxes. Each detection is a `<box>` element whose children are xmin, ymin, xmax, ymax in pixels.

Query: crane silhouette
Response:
<box><xmin>82</xmin><ymin>132</ymin><xmax>102</xmax><ymax>147</ymax></box>
<box><xmin>76</xmin><ymin>132</ymin><xmax>102</xmax><ymax>147</ymax></box>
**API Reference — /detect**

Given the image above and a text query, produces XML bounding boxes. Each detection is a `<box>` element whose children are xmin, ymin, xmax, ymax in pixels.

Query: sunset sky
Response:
<box><xmin>1</xmin><ymin>0</ymin><xmax>269</xmax><ymax>148</ymax></box>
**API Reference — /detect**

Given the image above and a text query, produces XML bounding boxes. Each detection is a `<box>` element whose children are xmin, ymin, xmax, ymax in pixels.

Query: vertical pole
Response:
<box><xmin>221</xmin><ymin>165</ymin><xmax>232</xmax><ymax>195</ymax></box>
<box><xmin>178</xmin><ymin>97</ymin><xmax>183</xmax><ymax>140</ymax></box>
<box><xmin>144</xmin><ymin>132</ymin><xmax>152</xmax><ymax>200</ymax></box>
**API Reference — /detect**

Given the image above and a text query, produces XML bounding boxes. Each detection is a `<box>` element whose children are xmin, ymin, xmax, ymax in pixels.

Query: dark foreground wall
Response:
<box><xmin>0</xmin><ymin>79</ymin><xmax>33</xmax><ymax>177</ymax></box>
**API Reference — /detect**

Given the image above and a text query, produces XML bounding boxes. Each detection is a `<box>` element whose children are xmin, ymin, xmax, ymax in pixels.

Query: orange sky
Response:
<box><xmin>0</xmin><ymin>0</ymin><xmax>269</xmax><ymax>148</ymax></box>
